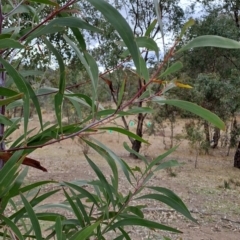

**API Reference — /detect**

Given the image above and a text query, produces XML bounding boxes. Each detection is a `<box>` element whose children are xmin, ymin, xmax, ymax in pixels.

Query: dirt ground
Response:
<box><xmin>12</xmin><ymin>113</ymin><xmax>240</xmax><ymax>240</ymax></box>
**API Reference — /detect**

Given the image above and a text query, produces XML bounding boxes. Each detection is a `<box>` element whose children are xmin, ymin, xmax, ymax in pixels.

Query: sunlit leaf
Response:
<box><xmin>174</xmin><ymin>81</ymin><xmax>192</xmax><ymax>89</ymax></box>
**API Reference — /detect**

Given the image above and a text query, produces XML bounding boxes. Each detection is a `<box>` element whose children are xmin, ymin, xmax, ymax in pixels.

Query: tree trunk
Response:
<box><xmin>211</xmin><ymin>127</ymin><xmax>220</xmax><ymax>148</ymax></box>
<box><xmin>203</xmin><ymin>121</ymin><xmax>210</xmax><ymax>144</ymax></box>
<box><xmin>234</xmin><ymin>141</ymin><xmax>240</xmax><ymax>168</ymax></box>
<box><xmin>130</xmin><ymin>113</ymin><xmax>144</xmax><ymax>158</ymax></box>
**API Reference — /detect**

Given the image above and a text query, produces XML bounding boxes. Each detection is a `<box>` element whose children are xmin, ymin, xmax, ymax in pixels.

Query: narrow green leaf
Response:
<box><xmin>63</xmin><ymin>189</ymin><xmax>84</xmax><ymax>227</ymax></box>
<box><xmin>26</xmin><ymin>26</ymin><xmax>63</xmax><ymax>42</ymax></box>
<box><xmin>108</xmin><ymin>218</ymin><xmax>182</xmax><ymax>233</ymax></box>
<box><xmin>82</xmin><ymin>139</ymin><xmax>118</xmax><ymax>192</ymax></box>
<box><xmin>71</xmin><ymin>189</ymin><xmax>90</xmax><ymax>226</ymax></box>
<box><xmin>29</xmin><ymin>0</ymin><xmax>59</xmax><ymax>7</ymax></box>
<box><xmin>160</xmin><ymin>61</ymin><xmax>183</xmax><ymax>78</ymax></box>
<box><xmin>0</xmin><ymin>215</ymin><xmax>24</xmax><ymax>240</ymax></box>
<box><xmin>147</xmin><ymin>146</ymin><xmax>178</xmax><ymax>171</ymax></box>
<box><xmin>84</xmin><ymin>51</ymin><xmax>99</xmax><ymax>95</ymax></box>
<box><xmin>154</xmin><ymin>160</ymin><xmax>180</xmax><ymax>172</ymax></box>
<box><xmin>145</xmin><ymin>19</ymin><xmax>158</xmax><ymax>37</ymax></box>
<box><xmin>64</xmin><ymin>93</ymin><xmax>93</xmax><ymax>108</ymax></box>
<box><xmin>8</xmin><ymin>167</ymin><xmax>28</xmax><ymax>198</ymax></box>
<box><xmin>35</xmin><ymin>213</ymin><xmax>65</xmax><ymax>222</ymax></box>
<box><xmin>149</xmin><ymin>187</ymin><xmax>190</xmax><ymax>212</ymax></box>
<box><xmin>124</xmin><ymin>107</ymin><xmax>153</xmax><ymax>114</ymax></box>
<box><xmin>10</xmin><ymin>190</ymin><xmax>60</xmax><ymax>221</ymax></box>
<box><xmin>136</xmin><ymin>36</ymin><xmax>159</xmax><ymax>59</ymax></box>
<box><xmin>117</xmin><ymin>227</ymin><xmax>131</xmax><ymax>240</ymax></box>
<box><xmin>66</xmin><ymin>97</ymin><xmax>82</xmax><ymax>119</ymax></box>
<box><xmin>20</xmin><ymin>194</ymin><xmax>42</xmax><ymax>240</ymax></box>
<box><xmin>0</xmin><ymin>57</ymin><xmax>30</xmax><ymax>136</ymax></box>
<box><xmin>10</xmin><ymin>127</ymin><xmax>37</xmax><ymax>149</ymax></box>
<box><xmin>71</xmin><ymin>27</ymin><xmax>86</xmax><ymax>50</ymax></box>
<box><xmin>63</xmin><ymin>182</ymin><xmax>99</xmax><ymax>207</ymax></box>
<box><xmin>6</xmin><ymin>99</ymin><xmax>23</xmax><ymax>110</ymax></box>
<box><xmin>0</xmin><ymin>93</ymin><xmax>23</xmax><ymax>106</ymax></box>
<box><xmin>179</xmin><ymin>18</ymin><xmax>195</xmax><ymax>39</ymax></box>
<box><xmin>23</xmin><ymin>80</ymin><xmax>43</xmax><ymax>130</ymax></box>
<box><xmin>92</xmin><ymin>139</ymin><xmax>133</xmax><ymax>183</ymax></box>
<box><xmin>0</xmin><ymin>38</ymin><xmax>24</xmax><ymax>49</ymax></box>
<box><xmin>85</xmin><ymin>154</ymin><xmax>115</xmax><ymax>204</ymax></box>
<box><xmin>28</xmin><ymin>17</ymin><xmax>101</xmax><ymax>41</ymax></box>
<box><xmin>177</xmin><ymin>35</ymin><xmax>240</xmax><ymax>53</ymax></box>
<box><xmin>43</xmin><ymin>38</ymin><xmax>65</xmax><ymax>93</ymax></box>
<box><xmin>138</xmin><ymin>89</ymin><xmax>151</xmax><ymax>100</ymax></box>
<box><xmin>18</xmin><ymin>181</ymin><xmax>57</xmax><ymax>196</ymax></box>
<box><xmin>44</xmin><ymin>38</ymin><xmax>65</xmax><ymax>131</ymax></box>
<box><xmin>69</xmin><ymin>222</ymin><xmax>100</xmax><ymax>240</ymax></box>
<box><xmin>54</xmin><ymin>92</ymin><xmax>64</xmax><ymax>131</ymax></box>
<box><xmin>0</xmin><ymin>34</ymin><xmax>11</xmax><ymax>39</ymax></box>
<box><xmin>0</xmin><ymin>114</ymin><xmax>14</xmax><ymax>126</ymax></box>
<box><xmin>123</xmin><ymin>142</ymin><xmax>148</xmax><ymax>164</ymax></box>
<box><xmin>153</xmin><ymin>0</ymin><xmax>164</xmax><ymax>51</ymax></box>
<box><xmin>0</xmin><ymin>151</ymin><xmax>23</xmax><ymax>198</ymax></box>
<box><xmin>137</xmin><ymin>193</ymin><xmax>196</xmax><ymax>222</ymax></box>
<box><xmin>19</xmin><ymin>70</ymin><xmax>43</xmax><ymax>77</ymax></box>
<box><xmin>157</xmin><ymin>99</ymin><xmax>225</xmax><ymax>130</ymax></box>
<box><xmin>64</xmin><ymin>35</ymin><xmax>97</xmax><ymax>104</ymax></box>
<box><xmin>3</xmin><ymin>118</ymin><xmax>21</xmax><ymax>141</ymax></box>
<box><xmin>35</xmin><ymin>203</ymin><xmax>72</xmax><ymax>212</ymax></box>
<box><xmin>55</xmin><ymin>216</ymin><xmax>63</xmax><ymax>240</ymax></box>
<box><xmin>126</xmin><ymin>206</ymin><xmax>144</xmax><ymax>218</ymax></box>
<box><xmin>0</xmin><ymin>87</ymin><xmax>19</xmax><ymax>97</ymax></box>
<box><xmin>99</xmin><ymin>127</ymin><xmax>149</xmax><ymax>144</ymax></box>
<box><xmin>86</xmin><ymin>0</ymin><xmax>140</xmax><ymax>75</ymax></box>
